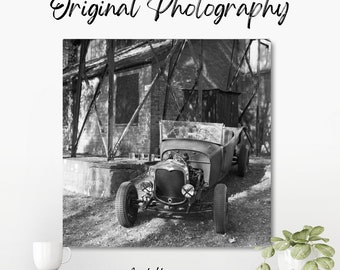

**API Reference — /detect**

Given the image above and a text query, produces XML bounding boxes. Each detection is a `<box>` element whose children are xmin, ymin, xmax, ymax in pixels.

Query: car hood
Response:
<box><xmin>151</xmin><ymin>158</ymin><xmax>187</xmax><ymax>172</ymax></box>
<box><xmin>160</xmin><ymin>139</ymin><xmax>221</xmax><ymax>159</ymax></box>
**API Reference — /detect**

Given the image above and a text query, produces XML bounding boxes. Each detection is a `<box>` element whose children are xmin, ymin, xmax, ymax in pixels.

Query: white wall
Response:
<box><xmin>1</xmin><ymin>1</ymin><xmax>340</xmax><ymax>269</ymax></box>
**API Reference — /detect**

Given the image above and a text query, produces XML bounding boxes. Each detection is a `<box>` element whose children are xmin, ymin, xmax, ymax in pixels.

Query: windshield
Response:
<box><xmin>160</xmin><ymin>120</ymin><xmax>223</xmax><ymax>145</ymax></box>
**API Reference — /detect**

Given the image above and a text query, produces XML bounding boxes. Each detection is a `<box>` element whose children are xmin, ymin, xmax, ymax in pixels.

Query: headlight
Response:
<box><xmin>140</xmin><ymin>181</ymin><xmax>153</xmax><ymax>193</ymax></box>
<box><xmin>181</xmin><ymin>184</ymin><xmax>195</xmax><ymax>198</ymax></box>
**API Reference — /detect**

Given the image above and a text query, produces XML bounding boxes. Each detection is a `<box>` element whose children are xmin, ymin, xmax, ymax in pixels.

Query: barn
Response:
<box><xmin>63</xmin><ymin>39</ymin><xmax>271</xmax><ymax>159</ymax></box>
<box><xmin>62</xmin><ymin>39</ymin><xmax>271</xmax><ymax>197</ymax></box>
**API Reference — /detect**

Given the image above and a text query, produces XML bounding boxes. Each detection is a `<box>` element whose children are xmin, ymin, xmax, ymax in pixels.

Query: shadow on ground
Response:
<box><xmin>63</xmin><ymin>156</ymin><xmax>271</xmax><ymax>248</ymax></box>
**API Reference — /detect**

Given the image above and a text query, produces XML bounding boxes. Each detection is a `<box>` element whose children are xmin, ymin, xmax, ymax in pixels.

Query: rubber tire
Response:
<box><xmin>213</xmin><ymin>183</ymin><xmax>228</xmax><ymax>234</ymax></box>
<box><xmin>115</xmin><ymin>182</ymin><xmax>138</xmax><ymax>228</ymax></box>
<box><xmin>238</xmin><ymin>144</ymin><xmax>249</xmax><ymax>177</ymax></box>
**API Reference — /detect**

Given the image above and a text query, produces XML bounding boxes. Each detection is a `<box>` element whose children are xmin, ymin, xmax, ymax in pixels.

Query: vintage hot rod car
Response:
<box><xmin>115</xmin><ymin>120</ymin><xmax>249</xmax><ymax>234</ymax></box>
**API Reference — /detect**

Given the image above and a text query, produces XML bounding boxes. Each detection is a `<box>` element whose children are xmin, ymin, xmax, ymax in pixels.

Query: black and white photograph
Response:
<box><xmin>4</xmin><ymin>0</ymin><xmax>340</xmax><ymax>268</ymax></box>
<box><xmin>62</xmin><ymin>39</ymin><xmax>272</xmax><ymax>248</ymax></box>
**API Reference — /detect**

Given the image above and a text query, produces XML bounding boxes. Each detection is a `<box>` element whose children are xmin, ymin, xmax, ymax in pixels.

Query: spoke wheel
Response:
<box><xmin>115</xmin><ymin>182</ymin><xmax>138</xmax><ymax>227</ymax></box>
<box><xmin>213</xmin><ymin>183</ymin><xmax>228</xmax><ymax>234</ymax></box>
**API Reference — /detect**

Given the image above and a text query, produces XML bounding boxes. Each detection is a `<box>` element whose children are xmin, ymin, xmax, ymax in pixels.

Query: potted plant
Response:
<box><xmin>257</xmin><ymin>225</ymin><xmax>335</xmax><ymax>270</ymax></box>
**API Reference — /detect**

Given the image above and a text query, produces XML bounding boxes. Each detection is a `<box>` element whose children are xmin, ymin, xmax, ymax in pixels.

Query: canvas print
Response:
<box><xmin>63</xmin><ymin>39</ymin><xmax>272</xmax><ymax>247</ymax></box>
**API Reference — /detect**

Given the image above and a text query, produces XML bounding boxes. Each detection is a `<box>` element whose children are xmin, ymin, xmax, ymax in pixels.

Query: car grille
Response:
<box><xmin>155</xmin><ymin>169</ymin><xmax>186</xmax><ymax>204</ymax></box>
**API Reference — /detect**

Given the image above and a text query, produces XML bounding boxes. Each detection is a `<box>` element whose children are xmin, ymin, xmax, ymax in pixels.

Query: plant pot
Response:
<box><xmin>277</xmin><ymin>249</ymin><xmax>315</xmax><ymax>270</ymax></box>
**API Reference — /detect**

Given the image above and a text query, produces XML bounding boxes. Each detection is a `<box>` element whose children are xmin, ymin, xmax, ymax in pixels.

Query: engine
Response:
<box><xmin>188</xmin><ymin>165</ymin><xmax>204</xmax><ymax>189</ymax></box>
<box><xmin>162</xmin><ymin>151</ymin><xmax>205</xmax><ymax>189</ymax></box>
<box><xmin>142</xmin><ymin>151</ymin><xmax>205</xmax><ymax>206</ymax></box>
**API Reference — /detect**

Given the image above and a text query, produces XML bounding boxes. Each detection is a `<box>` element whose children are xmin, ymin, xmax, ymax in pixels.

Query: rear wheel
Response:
<box><xmin>213</xmin><ymin>183</ymin><xmax>228</xmax><ymax>234</ymax></box>
<box><xmin>115</xmin><ymin>182</ymin><xmax>138</xmax><ymax>227</ymax></box>
<box><xmin>238</xmin><ymin>144</ymin><xmax>249</xmax><ymax>177</ymax></box>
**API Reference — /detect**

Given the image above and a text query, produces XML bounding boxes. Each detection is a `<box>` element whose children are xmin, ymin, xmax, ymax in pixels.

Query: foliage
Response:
<box><xmin>256</xmin><ymin>225</ymin><xmax>335</xmax><ymax>270</ymax></box>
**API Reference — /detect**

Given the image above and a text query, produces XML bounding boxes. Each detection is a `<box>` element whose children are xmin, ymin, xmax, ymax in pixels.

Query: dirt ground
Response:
<box><xmin>63</xmin><ymin>156</ymin><xmax>271</xmax><ymax>248</ymax></box>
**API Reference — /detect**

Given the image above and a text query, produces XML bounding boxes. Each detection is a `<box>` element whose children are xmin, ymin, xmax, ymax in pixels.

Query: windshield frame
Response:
<box><xmin>160</xmin><ymin>120</ymin><xmax>224</xmax><ymax>145</ymax></box>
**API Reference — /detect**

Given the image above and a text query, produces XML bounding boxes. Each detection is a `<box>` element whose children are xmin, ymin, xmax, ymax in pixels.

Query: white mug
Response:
<box><xmin>33</xmin><ymin>242</ymin><xmax>71</xmax><ymax>270</ymax></box>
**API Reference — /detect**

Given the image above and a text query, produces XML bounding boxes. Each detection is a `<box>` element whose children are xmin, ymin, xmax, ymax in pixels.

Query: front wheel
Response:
<box><xmin>115</xmin><ymin>182</ymin><xmax>139</xmax><ymax>227</ymax></box>
<box><xmin>213</xmin><ymin>183</ymin><xmax>228</xmax><ymax>234</ymax></box>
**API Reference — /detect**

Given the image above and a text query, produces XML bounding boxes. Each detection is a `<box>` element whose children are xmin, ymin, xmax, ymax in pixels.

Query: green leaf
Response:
<box><xmin>273</xmin><ymin>240</ymin><xmax>290</xmax><ymax>251</ymax></box>
<box><xmin>315</xmin><ymin>257</ymin><xmax>335</xmax><ymax>270</ymax></box>
<box><xmin>256</xmin><ymin>263</ymin><xmax>271</xmax><ymax>270</ymax></box>
<box><xmin>262</xmin><ymin>246</ymin><xmax>275</xmax><ymax>258</ymax></box>
<box><xmin>310</xmin><ymin>226</ymin><xmax>325</xmax><ymax>236</ymax></box>
<box><xmin>271</xmin><ymin>237</ymin><xmax>284</xmax><ymax>242</ymax></box>
<box><xmin>314</xmin><ymin>244</ymin><xmax>335</xmax><ymax>257</ymax></box>
<box><xmin>291</xmin><ymin>244</ymin><xmax>312</xmax><ymax>260</ymax></box>
<box><xmin>302</xmin><ymin>261</ymin><xmax>318</xmax><ymax>270</ymax></box>
<box><xmin>282</xmin><ymin>230</ymin><xmax>292</xmax><ymax>241</ymax></box>
<box><xmin>304</xmin><ymin>225</ymin><xmax>313</xmax><ymax>232</ymax></box>
<box><xmin>292</xmin><ymin>229</ymin><xmax>309</xmax><ymax>242</ymax></box>
<box><xmin>309</xmin><ymin>236</ymin><xmax>329</xmax><ymax>243</ymax></box>
<box><xmin>296</xmin><ymin>239</ymin><xmax>308</xmax><ymax>244</ymax></box>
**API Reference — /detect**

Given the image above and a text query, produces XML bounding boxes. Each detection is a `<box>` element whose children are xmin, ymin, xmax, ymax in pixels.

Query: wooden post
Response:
<box><xmin>162</xmin><ymin>42</ymin><xmax>174</xmax><ymax>120</ymax></box>
<box><xmin>106</xmin><ymin>40</ymin><xmax>116</xmax><ymax>160</ymax></box>
<box><xmin>71</xmin><ymin>40</ymin><xmax>89</xmax><ymax>157</ymax></box>
<box><xmin>256</xmin><ymin>40</ymin><xmax>261</xmax><ymax>156</ymax></box>
<box><xmin>197</xmin><ymin>40</ymin><xmax>203</xmax><ymax>121</ymax></box>
<box><xmin>94</xmin><ymin>104</ymin><xmax>108</xmax><ymax>157</ymax></box>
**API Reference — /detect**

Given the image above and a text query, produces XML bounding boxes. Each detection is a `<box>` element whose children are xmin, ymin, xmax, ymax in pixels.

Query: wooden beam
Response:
<box><xmin>162</xmin><ymin>41</ymin><xmax>176</xmax><ymax>119</ymax></box>
<box><xmin>71</xmin><ymin>40</ymin><xmax>89</xmax><ymax>157</ymax></box>
<box><xmin>63</xmin><ymin>40</ymin><xmax>173</xmax><ymax>82</ymax></box>
<box><xmin>73</xmin><ymin>64</ymin><xmax>108</xmax><ymax>150</ymax></box>
<box><xmin>168</xmin><ymin>87</ymin><xmax>181</xmax><ymax>114</ymax></box>
<box><xmin>226</xmin><ymin>40</ymin><xmax>253</xmax><ymax>92</ymax></box>
<box><xmin>175</xmin><ymin>40</ymin><xmax>203</xmax><ymax>121</ymax></box>
<box><xmin>106</xmin><ymin>40</ymin><xmax>116</xmax><ymax>160</ymax></box>
<box><xmin>175</xmin><ymin>70</ymin><xmax>203</xmax><ymax>121</ymax></box>
<box><xmin>187</xmin><ymin>40</ymin><xmax>200</xmax><ymax>69</ymax></box>
<box><xmin>111</xmin><ymin>40</ymin><xmax>181</xmax><ymax>158</ymax></box>
<box><xmin>94</xmin><ymin>104</ymin><xmax>108</xmax><ymax>157</ymax></box>
<box><xmin>149</xmin><ymin>40</ymin><xmax>185</xmax><ymax>118</ymax></box>
<box><xmin>169</xmin><ymin>40</ymin><xmax>186</xmax><ymax>77</ymax></box>
<box><xmin>148</xmin><ymin>40</ymin><xmax>161</xmax><ymax>66</ymax></box>
<box><xmin>256</xmin><ymin>39</ymin><xmax>261</xmax><ymax>156</ymax></box>
<box><xmin>197</xmin><ymin>40</ymin><xmax>203</xmax><ymax>121</ymax></box>
<box><xmin>239</xmin><ymin>86</ymin><xmax>257</xmax><ymax>122</ymax></box>
<box><xmin>162</xmin><ymin>41</ymin><xmax>185</xmax><ymax>114</ymax></box>
<box><xmin>238</xmin><ymin>45</ymin><xmax>258</xmax><ymax>122</ymax></box>
<box><xmin>226</xmin><ymin>40</ymin><xmax>236</xmax><ymax>89</ymax></box>
<box><xmin>244</xmin><ymin>129</ymin><xmax>254</xmax><ymax>148</ymax></box>
<box><xmin>245</xmin><ymin>53</ymin><xmax>254</xmax><ymax>77</ymax></box>
<box><xmin>176</xmin><ymin>89</ymin><xmax>194</xmax><ymax>121</ymax></box>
